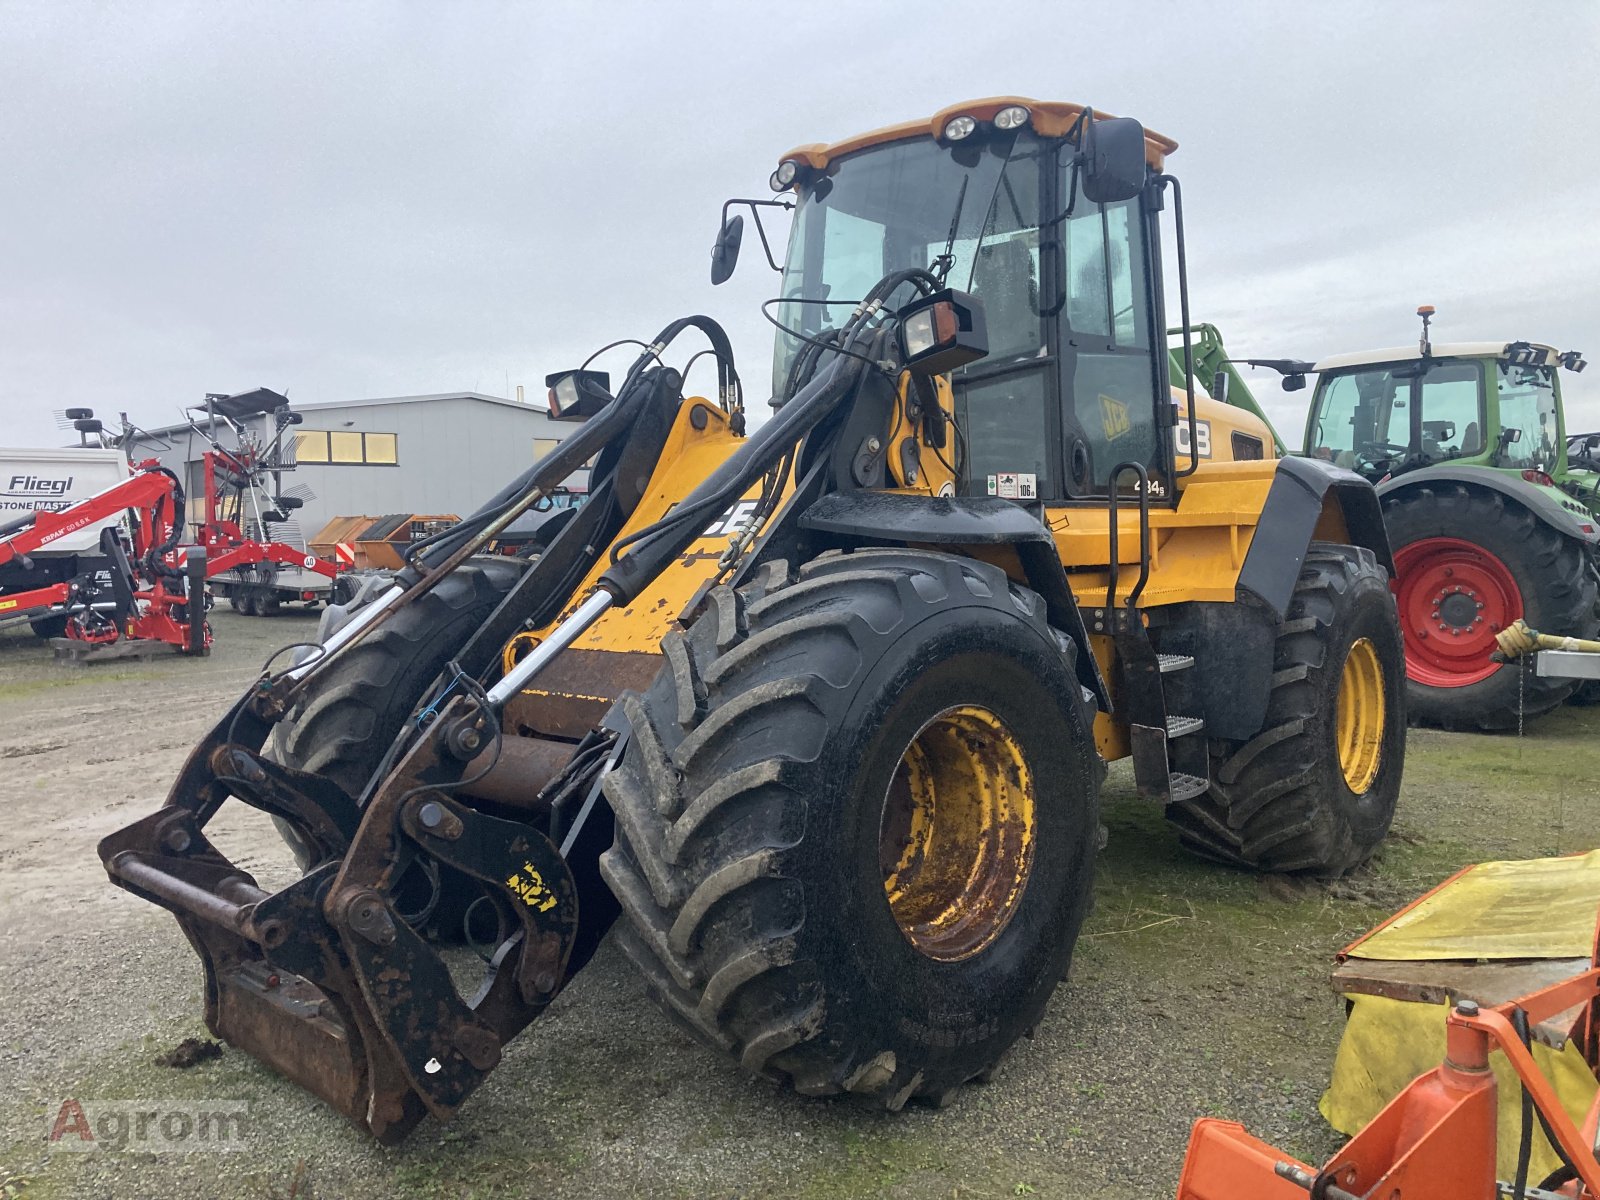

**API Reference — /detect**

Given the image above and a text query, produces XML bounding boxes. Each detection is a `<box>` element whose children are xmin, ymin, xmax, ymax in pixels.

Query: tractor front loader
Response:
<box><xmin>100</xmin><ymin>98</ymin><xmax>1406</xmax><ymax>1141</ymax></box>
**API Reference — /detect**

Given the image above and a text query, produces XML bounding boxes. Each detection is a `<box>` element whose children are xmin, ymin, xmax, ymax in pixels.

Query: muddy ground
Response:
<box><xmin>1</xmin><ymin>609</ymin><xmax>1596</xmax><ymax>1199</ymax></box>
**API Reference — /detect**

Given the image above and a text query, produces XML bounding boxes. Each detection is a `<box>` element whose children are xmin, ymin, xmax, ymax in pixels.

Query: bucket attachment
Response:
<box><xmin>98</xmin><ymin>702</ymin><xmax>579</xmax><ymax>1143</ymax></box>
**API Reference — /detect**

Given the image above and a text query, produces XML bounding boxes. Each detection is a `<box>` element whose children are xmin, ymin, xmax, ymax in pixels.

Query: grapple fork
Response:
<box><xmin>98</xmin><ymin>695</ymin><xmax>579</xmax><ymax>1143</ymax></box>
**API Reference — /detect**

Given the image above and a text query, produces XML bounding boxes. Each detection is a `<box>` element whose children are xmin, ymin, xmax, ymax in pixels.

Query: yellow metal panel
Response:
<box><xmin>505</xmin><ymin>397</ymin><xmax>787</xmax><ymax>680</ymax></box>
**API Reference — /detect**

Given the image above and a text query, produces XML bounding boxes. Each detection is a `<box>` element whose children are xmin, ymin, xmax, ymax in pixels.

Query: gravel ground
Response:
<box><xmin>1</xmin><ymin>610</ymin><xmax>1597</xmax><ymax>1199</ymax></box>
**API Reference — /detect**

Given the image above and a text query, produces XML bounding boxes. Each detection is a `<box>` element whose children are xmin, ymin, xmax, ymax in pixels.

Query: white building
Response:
<box><xmin>124</xmin><ymin>390</ymin><xmax>582</xmax><ymax>548</ymax></box>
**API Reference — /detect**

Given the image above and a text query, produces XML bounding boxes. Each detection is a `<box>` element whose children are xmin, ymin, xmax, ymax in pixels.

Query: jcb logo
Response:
<box><xmin>702</xmin><ymin>499</ymin><xmax>760</xmax><ymax>539</ymax></box>
<box><xmin>1099</xmin><ymin>395</ymin><xmax>1131</xmax><ymax>442</ymax></box>
<box><xmin>1174</xmin><ymin>419</ymin><xmax>1212</xmax><ymax>459</ymax></box>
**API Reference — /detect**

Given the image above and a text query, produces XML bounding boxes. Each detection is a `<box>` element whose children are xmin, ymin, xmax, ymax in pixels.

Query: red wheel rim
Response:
<box><xmin>1392</xmin><ymin>537</ymin><xmax>1521</xmax><ymax>687</ymax></box>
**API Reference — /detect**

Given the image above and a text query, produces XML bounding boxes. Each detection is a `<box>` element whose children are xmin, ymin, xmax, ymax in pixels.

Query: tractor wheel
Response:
<box><xmin>1384</xmin><ymin>485</ymin><xmax>1599</xmax><ymax>730</ymax></box>
<box><xmin>1168</xmin><ymin>543</ymin><xmax>1404</xmax><ymax>875</ymax></box>
<box><xmin>227</xmin><ymin>590</ymin><xmax>243</xmax><ymax>613</ymax></box>
<box><xmin>238</xmin><ymin>588</ymin><xmax>260</xmax><ymax>617</ymax></box>
<box><xmin>268</xmin><ymin>558</ymin><xmax>526</xmax><ymax>935</ymax></box>
<box><xmin>257</xmin><ymin>591</ymin><xmax>281</xmax><ymax>617</ymax></box>
<box><xmin>29</xmin><ymin>614</ymin><xmax>68</xmax><ymax>639</ymax></box>
<box><xmin>601</xmin><ymin>549</ymin><xmax>1100</xmax><ymax>1107</ymax></box>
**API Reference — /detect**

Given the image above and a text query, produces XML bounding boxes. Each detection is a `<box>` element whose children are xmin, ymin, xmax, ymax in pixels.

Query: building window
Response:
<box><xmin>294</xmin><ymin>429</ymin><xmax>398</xmax><ymax>465</ymax></box>
<box><xmin>533</xmin><ymin>437</ymin><xmax>560</xmax><ymax>461</ymax></box>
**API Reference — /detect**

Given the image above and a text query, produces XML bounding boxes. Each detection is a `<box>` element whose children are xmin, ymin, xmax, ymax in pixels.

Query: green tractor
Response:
<box><xmin>1214</xmin><ymin>308</ymin><xmax>1598</xmax><ymax>729</ymax></box>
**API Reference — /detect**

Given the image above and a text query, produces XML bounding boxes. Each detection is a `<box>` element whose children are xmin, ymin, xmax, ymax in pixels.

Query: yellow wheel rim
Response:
<box><xmin>1336</xmin><ymin>637</ymin><xmax>1385</xmax><ymax>793</ymax></box>
<box><xmin>877</xmin><ymin>706</ymin><xmax>1035</xmax><ymax>962</ymax></box>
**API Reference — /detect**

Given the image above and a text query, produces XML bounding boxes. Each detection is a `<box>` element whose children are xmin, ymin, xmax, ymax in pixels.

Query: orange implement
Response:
<box><xmin>1178</xmin><ymin>965</ymin><xmax>1600</xmax><ymax>1200</ymax></box>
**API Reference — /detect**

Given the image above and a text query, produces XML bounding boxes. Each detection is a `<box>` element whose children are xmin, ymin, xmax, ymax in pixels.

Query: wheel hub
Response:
<box><xmin>878</xmin><ymin>706</ymin><xmax>1035</xmax><ymax>963</ymax></box>
<box><xmin>1391</xmin><ymin>537</ymin><xmax>1521</xmax><ymax>688</ymax></box>
<box><xmin>1336</xmin><ymin>638</ymin><xmax>1386</xmax><ymax>793</ymax></box>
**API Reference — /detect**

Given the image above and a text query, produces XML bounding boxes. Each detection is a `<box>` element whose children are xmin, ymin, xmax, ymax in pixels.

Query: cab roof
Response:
<box><xmin>779</xmin><ymin>97</ymin><xmax>1179</xmax><ymax>173</ymax></box>
<box><xmin>1313</xmin><ymin>342</ymin><xmax>1561</xmax><ymax>373</ymax></box>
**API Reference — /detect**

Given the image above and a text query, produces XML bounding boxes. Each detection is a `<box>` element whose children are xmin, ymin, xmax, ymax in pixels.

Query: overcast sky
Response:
<box><xmin>2</xmin><ymin>1</ymin><xmax>1597</xmax><ymax>449</ymax></box>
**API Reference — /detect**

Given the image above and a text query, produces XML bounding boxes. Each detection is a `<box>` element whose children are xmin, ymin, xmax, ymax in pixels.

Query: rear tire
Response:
<box><xmin>1384</xmin><ymin>485</ymin><xmax>1598</xmax><ymax>730</ymax></box>
<box><xmin>601</xmin><ymin>549</ymin><xmax>1100</xmax><ymax>1107</ymax></box>
<box><xmin>1167</xmin><ymin>543</ymin><xmax>1405</xmax><ymax>875</ymax></box>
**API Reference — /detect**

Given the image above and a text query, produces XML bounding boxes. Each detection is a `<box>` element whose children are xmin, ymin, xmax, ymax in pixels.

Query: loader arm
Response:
<box><xmin>95</xmin><ymin>291</ymin><xmax>897</xmax><ymax>1140</ymax></box>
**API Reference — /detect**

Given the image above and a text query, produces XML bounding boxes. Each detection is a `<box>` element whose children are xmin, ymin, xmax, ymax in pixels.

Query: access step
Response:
<box><xmin>1158</xmin><ymin>653</ymin><xmax>1195</xmax><ymax>674</ymax></box>
<box><xmin>1166</xmin><ymin>715</ymin><xmax>1205</xmax><ymax>738</ymax></box>
<box><xmin>1169</xmin><ymin>773</ymin><xmax>1209</xmax><ymax>802</ymax></box>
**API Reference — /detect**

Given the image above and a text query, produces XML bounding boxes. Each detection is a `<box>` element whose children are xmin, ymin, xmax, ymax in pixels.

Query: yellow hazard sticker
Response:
<box><xmin>1099</xmin><ymin>393</ymin><xmax>1131</xmax><ymax>441</ymax></box>
<box><xmin>0</xmin><ymin>599</ymin><xmax>16</xmax><ymax>611</ymax></box>
<box><xmin>506</xmin><ymin>862</ymin><xmax>558</xmax><ymax>913</ymax></box>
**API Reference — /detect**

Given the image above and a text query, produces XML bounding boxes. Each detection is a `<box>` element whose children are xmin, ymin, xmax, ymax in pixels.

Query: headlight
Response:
<box><xmin>943</xmin><ymin>115</ymin><xmax>977</xmax><ymax>141</ymax></box>
<box><xmin>994</xmin><ymin>105</ymin><xmax>1030</xmax><ymax>131</ymax></box>
<box><xmin>769</xmin><ymin>160</ymin><xmax>799</xmax><ymax>192</ymax></box>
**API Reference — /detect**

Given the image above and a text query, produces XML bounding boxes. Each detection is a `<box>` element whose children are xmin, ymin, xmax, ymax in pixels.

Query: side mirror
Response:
<box><xmin>1210</xmin><ymin>369</ymin><xmax>1230</xmax><ymax>405</ymax></box>
<box><xmin>275</xmin><ymin>495</ymin><xmax>304</xmax><ymax>511</ymax></box>
<box><xmin>65</xmin><ymin>407</ymin><xmax>94</xmax><ymax>421</ymax></box>
<box><xmin>897</xmin><ymin>289</ymin><xmax>988</xmax><ymax>376</ymax></box>
<box><xmin>1505</xmin><ymin>427</ymin><xmax>1523</xmax><ymax>444</ymax></box>
<box><xmin>1080</xmin><ymin>116</ymin><xmax>1147</xmax><ymax>205</ymax></box>
<box><xmin>277</xmin><ymin>410</ymin><xmax>304</xmax><ymax>426</ymax></box>
<box><xmin>1282</xmin><ymin>373</ymin><xmax>1306</xmax><ymax>392</ymax></box>
<box><xmin>1586</xmin><ymin>435</ymin><xmax>1599</xmax><ymax>450</ymax></box>
<box><xmin>711</xmin><ymin>214</ymin><xmax>745</xmax><ymax>285</ymax></box>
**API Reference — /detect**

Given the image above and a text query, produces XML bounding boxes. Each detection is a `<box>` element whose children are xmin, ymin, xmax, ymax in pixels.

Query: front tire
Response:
<box><xmin>601</xmin><ymin>550</ymin><xmax>1100</xmax><ymax>1107</ymax></box>
<box><xmin>1167</xmin><ymin>543</ymin><xmax>1405</xmax><ymax>875</ymax></box>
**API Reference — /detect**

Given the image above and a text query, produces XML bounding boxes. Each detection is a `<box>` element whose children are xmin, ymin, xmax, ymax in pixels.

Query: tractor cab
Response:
<box><xmin>1304</xmin><ymin>337</ymin><xmax>1585</xmax><ymax>487</ymax></box>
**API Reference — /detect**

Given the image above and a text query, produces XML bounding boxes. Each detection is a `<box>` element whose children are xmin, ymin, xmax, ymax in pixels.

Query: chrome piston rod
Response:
<box><xmin>484</xmin><ymin>589</ymin><xmax>615</xmax><ymax>708</ymax></box>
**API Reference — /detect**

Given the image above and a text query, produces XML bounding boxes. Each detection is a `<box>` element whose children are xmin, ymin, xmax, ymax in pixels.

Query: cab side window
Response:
<box><xmin>1060</xmin><ymin>196</ymin><xmax>1158</xmax><ymax>495</ymax></box>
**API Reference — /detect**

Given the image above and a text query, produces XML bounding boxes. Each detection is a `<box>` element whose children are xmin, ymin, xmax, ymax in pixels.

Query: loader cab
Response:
<box><xmin>1304</xmin><ymin>343</ymin><xmax>1569</xmax><ymax>482</ymax></box>
<box><xmin>769</xmin><ymin>101</ymin><xmax>1178</xmax><ymax>504</ymax></box>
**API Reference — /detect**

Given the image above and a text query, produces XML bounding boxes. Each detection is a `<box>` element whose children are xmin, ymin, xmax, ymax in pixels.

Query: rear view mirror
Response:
<box><xmin>1080</xmin><ymin>116</ymin><xmax>1147</xmax><ymax>205</ymax></box>
<box><xmin>1282</xmin><ymin>373</ymin><xmax>1306</xmax><ymax>392</ymax></box>
<box><xmin>710</xmin><ymin>214</ymin><xmax>744</xmax><ymax>285</ymax></box>
<box><xmin>1210</xmin><ymin>369</ymin><xmax>1230</xmax><ymax>405</ymax></box>
<box><xmin>276</xmin><ymin>495</ymin><xmax>304</xmax><ymax>511</ymax></box>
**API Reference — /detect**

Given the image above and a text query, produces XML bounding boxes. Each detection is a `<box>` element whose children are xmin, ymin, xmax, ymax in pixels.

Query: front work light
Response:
<box><xmin>897</xmin><ymin>289</ymin><xmax>988</xmax><ymax>376</ymax></box>
<box><xmin>943</xmin><ymin>115</ymin><xmax>977</xmax><ymax>141</ymax></box>
<box><xmin>545</xmin><ymin>369</ymin><xmax>612</xmax><ymax>422</ymax></box>
<box><xmin>994</xmin><ymin>105</ymin><xmax>1030</xmax><ymax>131</ymax></box>
<box><xmin>770</xmin><ymin>160</ymin><xmax>799</xmax><ymax>192</ymax></box>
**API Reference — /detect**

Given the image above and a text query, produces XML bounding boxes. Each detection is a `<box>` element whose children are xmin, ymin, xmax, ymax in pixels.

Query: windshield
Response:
<box><xmin>772</xmin><ymin>132</ymin><xmax>1021</xmax><ymax>395</ymax></box>
<box><xmin>1496</xmin><ymin>362</ymin><xmax>1560</xmax><ymax>469</ymax></box>
<box><xmin>1307</xmin><ymin>360</ymin><xmax>1484</xmax><ymax>476</ymax></box>
<box><xmin>773</xmin><ymin>127</ymin><xmax>1163</xmax><ymax>501</ymax></box>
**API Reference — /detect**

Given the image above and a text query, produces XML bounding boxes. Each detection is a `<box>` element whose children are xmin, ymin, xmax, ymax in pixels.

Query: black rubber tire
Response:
<box><xmin>601</xmin><ymin>549</ymin><xmax>1100</xmax><ymax>1108</ymax></box>
<box><xmin>227</xmin><ymin>590</ymin><xmax>243</xmax><ymax>613</ymax></box>
<box><xmin>1384</xmin><ymin>485</ymin><xmax>1599</xmax><ymax>730</ymax></box>
<box><xmin>28</xmin><ymin>614</ymin><xmax>68</xmax><ymax>639</ymax></box>
<box><xmin>238</xmin><ymin>588</ymin><xmax>260</xmax><ymax>617</ymax></box>
<box><xmin>1167</xmin><ymin>543</ymin><xmax>1405</xmax><ymax>876</ymax></box>
<box><xmin>258</xmin><ymin>592</ymin><xmax>281</xmax><ymax>617</ymax></box>
<box><xmin>269</xmin><ymin>558</ymin><xmax>522</xmax><ymax>895</ymax></box>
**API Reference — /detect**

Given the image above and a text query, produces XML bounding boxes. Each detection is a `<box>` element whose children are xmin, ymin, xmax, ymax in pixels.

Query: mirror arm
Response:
<box><xmin>722</xmin><ymin>197</ymin><xmax>794</xmax><ymax>273</ymax></box>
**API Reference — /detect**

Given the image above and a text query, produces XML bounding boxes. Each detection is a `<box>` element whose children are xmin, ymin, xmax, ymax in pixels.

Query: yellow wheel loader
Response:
<box><xmin>99</xmin><ymin>97</ymin><xmax>1406</xmax><ymax>1142</ymax></box>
